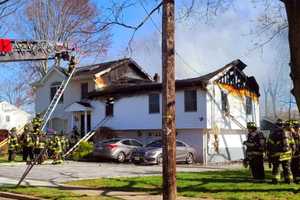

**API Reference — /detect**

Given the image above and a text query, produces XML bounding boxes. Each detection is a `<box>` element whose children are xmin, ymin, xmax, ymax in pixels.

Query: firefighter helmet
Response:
<box><xmin>276</xmin><ymin>119</ymin><xmax>284</xmax><ymax>127</ymax></box>
<box><xmin>284</xmin><ymin>120</ymin><xmax>293</xmax><ymax>128</ymax></box>
<box><xmin>292</xmin><ymin>120</ymin><xmax>300</xmax><ymax>128</ymax></box>
<box><xmin>247</xmin><ymin>122</ymin><xmax>257</xmax><ymax>129</ymax></box>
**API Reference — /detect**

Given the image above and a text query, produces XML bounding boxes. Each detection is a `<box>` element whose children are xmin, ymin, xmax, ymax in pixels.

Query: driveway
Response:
<box><xmin>0</xmin><ymin>161</ymin><xmax>241</xmax><ymax>186</ymax></box>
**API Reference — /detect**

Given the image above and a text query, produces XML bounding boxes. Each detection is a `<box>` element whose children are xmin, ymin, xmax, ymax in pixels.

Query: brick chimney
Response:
<box><xmin>153</xmin><ymin>73</ymin><xmax>160</xmax><ymax>82</ymax></box>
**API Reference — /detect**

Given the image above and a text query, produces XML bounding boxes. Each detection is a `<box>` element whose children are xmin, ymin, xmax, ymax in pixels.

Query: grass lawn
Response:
<box><xmin>66</xmin><ymin>169</ymin><xmax>300</xmax><ymax>200</ymax></box>
<box><xmin>0</xmin><ymin>154</ymin><xmax>23</xmax><ymax>163</ymax></box>
<box><xmin>0</xmin><ymin>185</ymin><xmax>119</xmax><ymax>200</ymax></box>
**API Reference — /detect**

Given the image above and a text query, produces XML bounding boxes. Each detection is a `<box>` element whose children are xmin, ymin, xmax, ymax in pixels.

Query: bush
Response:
<box><xmin>71</xmin><ymin>141</ymin><xmax>94</xmax><ymax>161</ymax></box>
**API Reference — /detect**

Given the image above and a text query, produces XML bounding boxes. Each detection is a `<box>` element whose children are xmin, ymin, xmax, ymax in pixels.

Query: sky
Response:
<box><xmin>0</xmin><ymin>0</ymin><xmax>295</xmax><ymax>113</ymax></box>
<box><xmin>94</xmin><ymin>0</ymin><xmax>289</xmax><ymax>80</ymax></box>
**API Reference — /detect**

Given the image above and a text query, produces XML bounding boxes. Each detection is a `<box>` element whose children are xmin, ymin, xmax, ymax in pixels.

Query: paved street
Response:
<box><xmin>0</xmin><ymin>161</ymin><xmax>241</xmax><ymax>186</ymax></box>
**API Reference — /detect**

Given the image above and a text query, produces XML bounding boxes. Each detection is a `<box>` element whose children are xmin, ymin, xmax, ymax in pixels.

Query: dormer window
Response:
<box><xmin>81</xmin><ymin>83</ymin><xmax>89</xmax><ymax>99</ymax></box>
<box><xmin>105</xmin><ymin>98</ymin><xmax>114</xmax><ymax>117</ymax></box>
<box><xmin>221</xmin><ymin>91</ymin><xmax>229</xmax><ymax>113</ymax></box>
<box><xmin>246</xmin><ymin>96</ymin><xmax>252</xmax><ymax>115</ymax></box>
<box><xmin>50</xmin><ymin>82</ymin><xmax>63</xmax><ymax>103</ymax></box>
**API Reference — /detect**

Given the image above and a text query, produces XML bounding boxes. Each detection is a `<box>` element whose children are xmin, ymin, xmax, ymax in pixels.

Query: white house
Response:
<box><xmin>0</xmin><ymin>101</ymin><xmax>32</xmax><ymax>131</ymax></box>
<box><xmin>33</xmin><ymin>58</ymin><xmax>260</xmax><ymax>164</ymax></box>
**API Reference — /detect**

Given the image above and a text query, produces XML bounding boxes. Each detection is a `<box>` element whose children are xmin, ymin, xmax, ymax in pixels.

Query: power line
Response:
<box><xmin>137</xmin><ymin>0</ymin><xmax>201</xmax><ymax>75</ymax></box>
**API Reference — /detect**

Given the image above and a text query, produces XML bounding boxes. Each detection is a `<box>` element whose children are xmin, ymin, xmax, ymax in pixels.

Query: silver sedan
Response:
<box><xmin>93</xmin><ymin>138</ymin><xmax>143</xmax><ymax>163</ymax></box>
<box><xmin>131</xmin><ymin>139</ymin><xmax>196</xmax><ymax>165</ymax></box>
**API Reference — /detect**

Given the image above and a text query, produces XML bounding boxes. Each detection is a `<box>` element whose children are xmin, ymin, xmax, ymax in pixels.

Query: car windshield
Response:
<box><xmin>146</xmin><ymin>140</ymin><xmax>162</xmax><ymax>148</ymax></box>
<box><xmin>102</xmin><ymin>138</ymin><xmax>121</xmax><ymax>144</ymax></box>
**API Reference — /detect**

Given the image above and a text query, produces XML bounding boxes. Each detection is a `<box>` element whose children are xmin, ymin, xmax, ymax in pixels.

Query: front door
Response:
<box><xmin>80</xmin><ymin>112</ymin><xmax>91</xmax><ymax>137</ymax></box>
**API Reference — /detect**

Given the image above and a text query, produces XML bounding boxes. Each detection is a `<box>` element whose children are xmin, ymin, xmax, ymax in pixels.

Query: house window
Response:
<box><xmin>149</xmin><ymin>93</ymin><xmax>160</xmax><ymax>113</ymax></box>
<box><xmin>105</xmin><ymin>98</ymin><xmax>114</xmax><ymax>117</ymax></box>
<box><xmin>81</xmin><ymin>83</ymin><xmax>89</xmax><ymax>99</ymax></box>
<box><xmin>246</xmin><ymin>96</ymin><xmax>252</xmax><ymax>115</ymax></box>
<box><xmin>184</xmin><ymin>90</ymin><xmax>197</xmax><ymax>112</ymax></box>
<box><xmin>221</xmin><ymin>91</ymin><xmax>229</xmax><ymax>113</ymax></box>
<box><xmin>5</xmin><ymin>115</ymin><xmax>10</xmax><ymax>122</ymax></box>
<box><xmin>50</xmin><ymin>82</ymin><xmax>63</xmax><ymax>103</ymax></box>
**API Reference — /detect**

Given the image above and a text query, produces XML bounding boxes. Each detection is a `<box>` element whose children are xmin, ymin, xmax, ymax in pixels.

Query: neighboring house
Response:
<box><xmin>0</xmin><ymin>101</ymin><xmax>32</xmax><ymax>131</ymax></box>
<box><xmin>34</xmin><ymin>58</ymin><xmax>260</xmax><ymax>164</ymax></box>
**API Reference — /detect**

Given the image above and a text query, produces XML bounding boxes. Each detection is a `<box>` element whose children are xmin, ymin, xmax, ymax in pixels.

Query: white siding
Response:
<box><xmin>206</xmin><ymin>83</ymin><xmax>260</xmax><ymax>129</ymax></box>
<box><xmin>90</xmin><ymin>89</ymin><xmax>207</xmax><ymax>130</ymax></box>
<box><xmin>35</xmin><ymin>70</ymin><xmax>95</xmax><ymax>133</ymax></box>
<box><xmin>205</xmin><ymin>83</ymin><xmax>260</xmax><ymax>162</ymax></box>
<box><xmin>206</xmin><ymin>130</ymin><xmax>247</xmax><ymax>162</ymax></box>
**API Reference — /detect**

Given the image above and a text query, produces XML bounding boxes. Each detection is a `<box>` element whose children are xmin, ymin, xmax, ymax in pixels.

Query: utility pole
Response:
<box><xmin>162</xmin><ymin>0</ymin><xmax>176</xmax><ymax>200</ymax></box>
<box><xmin>289</xmin><ymin>93</ymin><xmax>292</xmax><ymax>120</ymax></box>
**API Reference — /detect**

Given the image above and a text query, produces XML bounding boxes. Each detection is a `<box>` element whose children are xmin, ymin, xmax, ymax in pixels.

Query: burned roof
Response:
<box><xmin>74</xmin><ymin>58</ymin><xmax>152</xmax><ymax>80</ymax></box>
<box><xmin>76</xmin><ymin>101</ymin><xmax>92</xmax><ymax>108</ymax></box>
<box><xmin>88</xmin><ymin>59</ymin><xmax>260</xmax><ymax>98</ymax></box>
<box><xmin>88</xmin><ymin>79</ymin><xmax>206</xmax><ymax>98</ymax></box>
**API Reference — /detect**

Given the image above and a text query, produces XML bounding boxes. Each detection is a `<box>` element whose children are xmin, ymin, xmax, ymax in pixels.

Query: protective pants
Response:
<box><xmin>249</xmin><ymin>155</ymin><xmax>265</xmax><ymax>180</ymax></box>
<box><xmin>52</xmin><ymin>152</ymin><xmax>63</xmax><ymax>165</ymax></box>
<box><xmin>272</xmin><ymin>159</ymin><xmax>293</xmax><ymax>183</ymax></box>
<box><xmin>34</xmin><ymin>148</ymin><xmax>45</xmax><ymax>164</ymax></box>
<box><xmin>291</xmin><ymin>155</ymin><xmax>300</xmax><ymax>183</ymax></box>
<box><xmin>23</xmin><ymin>147</ymin><xmax>34</xmax><ymax>162</ymax></box>
<box><xmin>8</xmin><ymin>149</ymin><xmax>16</xmax><ymax>161</ymax></box>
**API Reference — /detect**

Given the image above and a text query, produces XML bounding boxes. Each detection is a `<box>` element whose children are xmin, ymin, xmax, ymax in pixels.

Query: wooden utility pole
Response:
<box><xmin>162</xmin><ymin>0</ymin><xmax>176</xmax><ymax>200</ymax></box>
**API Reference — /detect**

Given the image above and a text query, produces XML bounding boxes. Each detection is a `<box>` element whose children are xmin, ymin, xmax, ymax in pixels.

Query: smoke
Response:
<box><xmin>129</xmin><ymin>1</ymin><xmax>289</xmax><ymax>86</ymax></box>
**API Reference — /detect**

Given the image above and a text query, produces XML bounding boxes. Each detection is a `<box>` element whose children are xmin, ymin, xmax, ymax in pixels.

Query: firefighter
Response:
<box><xmin>46</xmin><ymin>137</ymin><xmax>54</xmax><ymax>158</ymax></box>
<box><xmin>34</xmin><ymin>131</ymin><xmax>46</xmax><ymax>164</ymax></box>
<box><xmin>8</xmin><ymin>127</ymin><xmax>18</xmax><ymax>161</ymax></box>
<box><xmin>291</xmin><ymin>120</ymin><xmax>300</xmax><ymax>183</ymax></box>
<box><xmin>267</xmin><ymin>119</ymin><xmax>295</xmax><ymax>184</ymax></box>
<box><xmin>21</xmin><ymin>123</ymin><xmax>34</xmax><ymax>164</ymax></box>
<box><xmin>243</xmin><ymin>122</ymin><xmax>266</xmax><ymax>181</ymax></box>
<box><xmin>52</xmin><ymin>133</ymin><xmax>63</xmax><ymax>164</ymax></box>
<box><xmin>32</xmin><ymin>113</ymin><xmax>43</xmax><ymax>136</ymax></box>
<box><xmin>67</xmin><ymin>55</ymin><xmax>76</xmax><ymax>74</ymax></box>
<box><xmin>60</xmin><ymin>134</ymin><xmax>69</xmax><ymax>154</ymax></box>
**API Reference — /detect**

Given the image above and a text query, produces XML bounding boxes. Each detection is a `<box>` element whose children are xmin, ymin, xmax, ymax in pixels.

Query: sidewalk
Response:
<box><xmin>0</xmin><ymin>177</ymin><xmax>55</xmax><ymax>187</ymax></box>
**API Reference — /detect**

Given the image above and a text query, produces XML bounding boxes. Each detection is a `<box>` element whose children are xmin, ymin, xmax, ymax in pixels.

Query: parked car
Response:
<box><xmin>93</xmin><ymin>138</ymin><xmax>143</xmax><ymax>163</ymax></box>
<box><xmin>131</xmin><ymin>139</ymin><xmax>196</xmax><ymax>165</ymax></box>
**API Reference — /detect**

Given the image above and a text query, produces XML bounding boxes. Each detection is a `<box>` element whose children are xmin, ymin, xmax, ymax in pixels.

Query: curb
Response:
<box><xmin>0</xmin><ymin>192</ymin><xmax>43</xmax><ymax>200</ymax></box>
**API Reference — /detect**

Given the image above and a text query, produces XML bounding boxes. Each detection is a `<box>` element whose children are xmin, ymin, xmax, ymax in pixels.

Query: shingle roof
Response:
<box><xmin>76</xmin><ymin>101</ymin><xmax>92</xmax><ymax>108</ymax></box>
<box><xmin>88</xmin><ymin>59</ymin><xmax>248</xmax><ymax>98</ymax></box>
<box><xmin>74</xmin><ymin>58</ymin><xmax>152</xmax><ymax>80</ymax></box>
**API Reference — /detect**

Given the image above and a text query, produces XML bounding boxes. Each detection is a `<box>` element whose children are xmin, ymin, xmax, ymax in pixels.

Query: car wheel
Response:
<box><xmin>117</xmin><ymin>152</ymin><xmax>126</xmax><ymax>163</ymax></box>
<box><xmin>185</xmin><ymin>153</ymin><xmax>194</xmax><ymax>164</ymax></box>
<box><xmin>157</xmin><ymin>154</ymin><xmax>163</xmax><ymax>165</ymax></box>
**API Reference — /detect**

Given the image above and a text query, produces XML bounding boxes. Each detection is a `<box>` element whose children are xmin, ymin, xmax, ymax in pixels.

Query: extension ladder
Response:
<box><xmin>63</xmin><ymin>116</ymin><xmax>111</xmax><ymax>158</ymax></box>
<box><xmin>17</xmin><ymin>66</ymin><xmax>77</xmax><ymax>187</ymax></box>
<box><xmin>41</xmin><ymin>68</ymin><xmax>77</xmax><ymax>131</ymax></box>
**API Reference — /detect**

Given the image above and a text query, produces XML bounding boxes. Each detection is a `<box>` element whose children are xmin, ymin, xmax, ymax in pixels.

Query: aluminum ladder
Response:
<box><xmin>17</xmin><ymin>66</ymin><xmax>77</xmax><ymax>187</ymax></box>
<box><xmin>41</xmin><ymin>68</ymin><xmax>76</xmax><ymax>131</ymax></box>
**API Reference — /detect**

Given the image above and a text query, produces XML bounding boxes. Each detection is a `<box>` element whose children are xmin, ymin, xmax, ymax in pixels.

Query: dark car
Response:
<box><xmin>131</xmin><ymin>139</ymin><xmax>196</xmax><ymax>165</ymax></box>
<box><xmin>93</xmin><ymin>138</ymin><xmax>143</xmax><ymax>162</ymax></box>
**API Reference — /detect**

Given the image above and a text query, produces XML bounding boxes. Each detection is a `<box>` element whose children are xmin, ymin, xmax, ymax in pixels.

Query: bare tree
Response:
<box><xmin>0</xmin><ymin>76</ymin><xmax>34</xmax><ymax>109</ymax></box>
<box><xmin>0</xmin><ymin>0</ymin><xmax>23</xmax><ymax>34</ymax></box>
<box><xmin>17</xmin><ymin>0</ymin><xmax>111</xmax><ymax>78</ymax></box>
